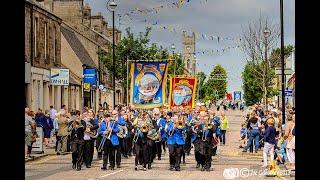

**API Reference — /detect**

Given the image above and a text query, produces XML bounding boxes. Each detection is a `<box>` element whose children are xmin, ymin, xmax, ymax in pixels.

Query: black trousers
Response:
<box><xmin>200</xmin><ymin>142</ymin><xmax>213</xmax><ymax>168</ymax></box>
<box><xmin>102</xmin><ymin>140</ymin><xmax>117</xmax><ymax>168</ymax></box>
<box><xmin>83</xmin><ymin>140</ymin><xmax>94</xmax><ymax>166</ymax></box>
<box><xmin>184</xmin><ymin>137</ymin><xmax>192</xmax><ymax>155</ymax></box>
<box><xmin>156</xmin><ymin>138</ymin><xmax>166</xmax><ymax>159</ymax></box>
<box><xmin>66</xmin><ymin>135</ymin><xmax>71</xmax><ymax>152</ymax></box>
<box><xmin>193</xmin><ymin>138</ymin><xmax>201</xmax><ymax>164</ymax></box>
<box><xmin>116</xmin><ymin>138</ymin><xmax>124</xmax><ymax>166</ymax></box>
<box><xmin>168</xmin><ymin>144</ymin><xmax>183</xmax><ymax>169</ymax></box>
<box><xmin>162</xmin><ymin>138</ymin><xmax>167</xmax><ymax>151</ymax></box>
<box><xmin>147</xmin><ymin>139</ymin><xmax>156</xmax><ymax>166</ymax></box>
<box><xmin>135</xmin><ymin>142</ymin><xmax>148</xmax><ymax>168</ymax></box>
<box><xmin>96</xmin><ymin>135</ymin><xmax>103</xmax><ymax>158</ymax></box>
<box><xmin>219</xmin><ymin>130</ymin><xmax>227</xmax><ymax>145</ymax></box>
<box><xmin>212</xmin><ymin>145</ymin><xmax>218</xmax><ymax>156</ymax></box>
<box><xmin>121</xmin><ymin>137</ymin><xmax>128</xmax><ymax>157</ymax></box>
<box><xmin>125</xmin><ymin>135</ymin><xmax>133</xmax><ymax>156</ymax></box>
<box><xmin>71</xmin><ymin>140</ymin><xmax>84</xmax><ymax>167</ymax></box>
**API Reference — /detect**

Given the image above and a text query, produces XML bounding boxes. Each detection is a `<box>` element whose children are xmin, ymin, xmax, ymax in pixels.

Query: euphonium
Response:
<box><xmin>140</xmin><ymin>124</ymin><xmax>148</xmax><ymax>133</ymax></box>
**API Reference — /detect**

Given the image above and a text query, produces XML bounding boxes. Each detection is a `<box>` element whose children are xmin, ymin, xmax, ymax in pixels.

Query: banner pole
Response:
<box><xmin>127</xmin><ymin>57</ymin><xmax>129</xmax><ymax>108</ymax></box>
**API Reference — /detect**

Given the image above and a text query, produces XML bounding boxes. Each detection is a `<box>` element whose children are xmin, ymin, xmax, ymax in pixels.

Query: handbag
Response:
<box><xmin>212</xmin><ymin>136</ymin><xmax>219</xmax><ymax>147</ymax></box>
<box><xmin>286</xmin><ymin>125</ymin><xmax>295</xmax><ymax>149</ymax></box>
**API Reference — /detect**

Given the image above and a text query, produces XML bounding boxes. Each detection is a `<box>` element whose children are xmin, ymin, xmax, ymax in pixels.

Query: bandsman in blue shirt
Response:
<box><xmin>166</xmin><ymin>116</ymin><xmax>186</xmax><ymax>171</ymax></box>
<box><xmin>99</xmin><ymin>113</ymin><xmax>120</xmax><ymax>170</ymax></box>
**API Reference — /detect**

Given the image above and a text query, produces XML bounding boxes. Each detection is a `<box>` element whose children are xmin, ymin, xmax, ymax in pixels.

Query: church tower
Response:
<box><xmin>182</xmin><ymin>31</ymin><xmax>196</xmax><ymax>75</ymax></box>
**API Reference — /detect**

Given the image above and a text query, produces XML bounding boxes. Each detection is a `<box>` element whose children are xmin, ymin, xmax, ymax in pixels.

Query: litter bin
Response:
<box><xmin>32</xmin><ymin>125</ymin><xmax>44</xmax><ymax>154</ymax></box>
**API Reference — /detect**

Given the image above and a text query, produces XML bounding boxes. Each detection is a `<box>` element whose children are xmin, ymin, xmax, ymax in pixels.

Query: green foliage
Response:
<box><xmin>203</xmin><ymin>65</ymin><xmax>227</xmax><ymax>102</ymax></box>
<box><xmin>196</xmin><ymin>72</ymin><xmax>207</xmax><ymax>100</ymax></box>
<box><xmin>166</xmin><ymin>54</ymin><xmax>185</xmax><ymax>101</ymax></box>
<box><xmin>98</xmin><ymin>27</ymin><xmax>170</xmax><ymax>103</ymax></box>
<box><xmin>242</xmin><ymin>64</ymin><xmax>263</xmax><ymax>106</ymax></box>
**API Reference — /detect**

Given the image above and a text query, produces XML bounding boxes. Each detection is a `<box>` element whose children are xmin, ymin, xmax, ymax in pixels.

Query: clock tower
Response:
<box><xmin>182</xmin><ymin>31</ymin><xmax>196</xmax><ymax>75</ymax></box>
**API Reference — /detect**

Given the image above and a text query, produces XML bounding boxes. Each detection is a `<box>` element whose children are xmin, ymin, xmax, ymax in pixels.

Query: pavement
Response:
<box><xmin>25</xmin><ymin>137</ymin><xmax>71</xmax><ymax>163</ymax></box>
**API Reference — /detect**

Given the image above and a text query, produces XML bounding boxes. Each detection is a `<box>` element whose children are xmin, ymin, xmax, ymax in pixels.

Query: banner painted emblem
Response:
<box><xmin>130</xmin><ymin>62</ymin><xmax>168</xmax><ymax>109</ymax></box>
<box><xmin>168</xmin><ymin>76</ymin><xmax>197</xmax><ymax>109</ymax></box>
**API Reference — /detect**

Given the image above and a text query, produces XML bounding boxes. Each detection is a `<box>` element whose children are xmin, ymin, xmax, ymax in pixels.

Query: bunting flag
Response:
<box><xmin>168</xmin><ymin>76</ymin><xmax>197</xmax><ymax>109</ymax></box>
<box><xmin>130</xmin><ymin>62</ymin><xmax>169</xmax><ymax>109</ymax></box>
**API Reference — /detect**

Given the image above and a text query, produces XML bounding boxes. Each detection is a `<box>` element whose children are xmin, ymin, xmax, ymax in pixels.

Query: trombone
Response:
<box><xmin>98</xmin><ymin>120</ymin><xmax>116</xmax><ymax>152</ymax></box>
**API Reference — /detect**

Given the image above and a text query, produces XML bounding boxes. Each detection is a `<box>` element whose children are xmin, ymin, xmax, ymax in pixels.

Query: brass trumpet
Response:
<box><xmin>175</xmin><ymin>119</ymin><xmax>185</xmax><ymax>130</ymax></box>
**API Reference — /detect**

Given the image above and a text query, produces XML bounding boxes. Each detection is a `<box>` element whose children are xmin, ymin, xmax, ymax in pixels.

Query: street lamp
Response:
<box><xmin>107</xmin><ymin>0</ymin><xmax>117</xmax><ymax>110</ymax></box>
<box><xmin>170</xmin><ymin>43</ymin><xmax>175</xmax><ymax>56</ymax></box>
<box><xmin>263</xmin><ymin>27</ymin><xmax>270</xmax><ymax>108</ymax></box>
<box><xmin>280</xmin><ymin>0</ymin><xmax>285</xmax><ymax>124</ymax></box>
<box><xmin>82</xmin><ymin>64</ymin><xmax>87</xmax><ymax>110</ymax></box>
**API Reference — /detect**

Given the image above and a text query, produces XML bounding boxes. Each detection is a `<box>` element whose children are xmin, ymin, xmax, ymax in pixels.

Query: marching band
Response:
<box><xmin>68</xmin><ymin>105</ymin><xmax>219</xmax><ymax>172</ymax></box>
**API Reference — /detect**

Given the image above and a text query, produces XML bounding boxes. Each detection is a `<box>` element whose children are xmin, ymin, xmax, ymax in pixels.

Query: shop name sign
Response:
<box><xmin>50</xmin><ymin>68</ymin><xmax>70</xmax><ymax>86</ymax></box>
<box><xmin>84</xmin><ymin>68</ymin><xmax>96</xmax><ymax>85</ymax></box>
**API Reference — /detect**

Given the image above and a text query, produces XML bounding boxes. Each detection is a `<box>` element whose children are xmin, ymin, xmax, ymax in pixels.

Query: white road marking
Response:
<box><xmin>98</xmin><ymin>170</ymin><xmax>123</xmax><ymax>178</ymax></box>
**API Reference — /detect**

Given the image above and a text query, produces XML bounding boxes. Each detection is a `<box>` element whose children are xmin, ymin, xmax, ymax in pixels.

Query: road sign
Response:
<box><xmin>284</xmin><ymin>90</ymin><xmax>293</xmax><ymax>97</ymax></box>
<box><xmin>275</xmin><ymin>68</ymin><xmax>293</xmax><ymax>75</ymax></box>
<box><xmin>214</xmin><ymin>90</ymin><xmax>218</xmax><ymax>96</ymax></box>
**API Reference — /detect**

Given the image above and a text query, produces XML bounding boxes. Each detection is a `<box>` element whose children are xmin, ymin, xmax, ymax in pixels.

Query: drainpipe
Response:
<box><xmin>30</xmin><ymin>5</ymin><xmax>34</xmax><ymax>66</ymax></box>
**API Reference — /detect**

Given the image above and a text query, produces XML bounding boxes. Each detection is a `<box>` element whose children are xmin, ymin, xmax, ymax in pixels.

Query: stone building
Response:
<box><xmin>25</xmin><ymin>0</ymin><xmax>63</xmax><ymax>112</ymax></box>
<box><xmin>182</xmin><ymin>31</ymin><xmax>196</xmax><ymax>75</ymax></box>
<box><xmin>52</xmin><ymin>0</ymin><xmax>124</xmax><ymax>110</ymax></box>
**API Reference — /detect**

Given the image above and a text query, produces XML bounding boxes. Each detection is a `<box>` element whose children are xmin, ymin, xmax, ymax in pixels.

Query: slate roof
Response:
<box><xmin>61</xmin><ymin>26</ymin><xmax>97</xmax><ymax>69</ymax></box>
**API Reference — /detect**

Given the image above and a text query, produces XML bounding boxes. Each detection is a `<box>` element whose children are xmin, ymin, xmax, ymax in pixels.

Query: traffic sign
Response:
<box><xmin>284</xmin><ymin>90</ymin><xmax>293</xmax><ymax>97</ymax></box>
<box><xmin>275</xmin><ymin>68</ymin><xmax>293</xmax><ymax>75</ymax></box>
<box><xmin>214</xmin><ymin>90</ymin><xmax>218</xmax><ymax>97</ymax></box>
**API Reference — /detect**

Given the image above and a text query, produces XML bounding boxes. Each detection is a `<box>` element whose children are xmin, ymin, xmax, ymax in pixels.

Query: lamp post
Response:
<box><xmin>263</xmin><ymin>27</ymin><xmax>270</xmax><ymax>108</ymax></box>
<box><xmin>169</xmin><ymin>43</ymin><xmax>176</xmax><ymax>74</ymax></box>
<box><xmin>82</xmin><ymin>64</ymin><xmax>87</xmax><ymax>110</ymax></box>
<box><xmin>280</xmin><ymin>0</ymin><xmax>285</xmax><ymax>124</ymax></box>
<box><xmin>107</xmin><ymin>0</ymin><xmax>117</xmax><ymax>110</ymax></box>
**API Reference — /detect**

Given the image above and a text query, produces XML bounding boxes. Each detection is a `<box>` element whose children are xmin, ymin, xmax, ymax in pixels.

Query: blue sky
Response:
<box><xmin>87</xmin><ymin>0</ymin><xmax>295</xmax><ymax>93</ymax></box>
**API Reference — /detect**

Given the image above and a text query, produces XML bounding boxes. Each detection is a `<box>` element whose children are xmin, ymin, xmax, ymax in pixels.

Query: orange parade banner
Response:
<box><xmin>168</xmin><ymin>76</ymin><xmax>197</xmax><ymax>109</ymax></box>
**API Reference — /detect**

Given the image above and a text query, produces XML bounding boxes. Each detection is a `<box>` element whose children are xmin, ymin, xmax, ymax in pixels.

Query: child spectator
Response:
<box><xmin>275</xmin><ymin>136</ymin><xmax>287</xmax><ymax>165</ymax></box>
<box><xmin>239</xmin><ymin>123</ymin><xmax>247</xmax><ymax>148</ymax></box>
<box><xmin>262</xmin><ymin>117</ymin><xmax>276</xmax><ymax>168</ymax></box>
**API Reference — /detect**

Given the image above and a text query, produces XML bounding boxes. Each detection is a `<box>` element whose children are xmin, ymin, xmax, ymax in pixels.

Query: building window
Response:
<box><xmin>53</xmin><ymin>27</ymin><xmax>56</xmax><ymax>63</ymax></box>
<box><xmin>34</xmin><ymin>17</ymin><xmax>38</xmax><ymax>57</ymax></box>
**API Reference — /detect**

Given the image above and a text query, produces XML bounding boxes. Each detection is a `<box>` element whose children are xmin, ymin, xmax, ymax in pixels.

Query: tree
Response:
<box><xmin>240</xmin><ymin>15</ymin><xmax>280</xmax><ymax>107</ymax></box>
<box><xmin>99</xmin><ymin>27</ymin><xmax>169</xmax><ymax>104</ymax></box>
<box><xmin>196</xmin><ymin>72</ymin><xmax>207</xmax><ymax>101</ymax></box>
<box><xmin>203</xmin><ymin>65</ymin><xmax>227</xmax><ymax>102</ymax></box>
<box><xmin>242</xmin><ymin>64</ymin><xmax>263</xmax><ymax>106</ymax></box>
